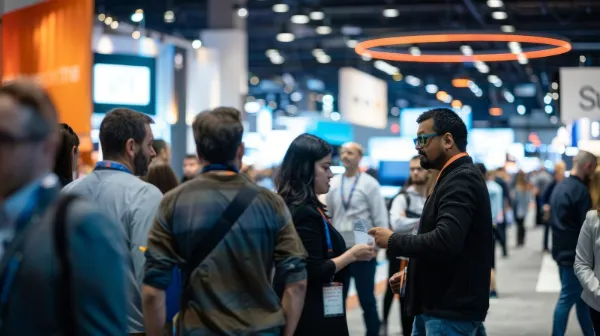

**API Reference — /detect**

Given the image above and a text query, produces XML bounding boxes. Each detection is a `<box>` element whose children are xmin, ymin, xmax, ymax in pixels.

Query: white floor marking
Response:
<box><xmin>536</xmin><ymin>253</ymin><xmax>561</xmax><ymax>293</ymax></box>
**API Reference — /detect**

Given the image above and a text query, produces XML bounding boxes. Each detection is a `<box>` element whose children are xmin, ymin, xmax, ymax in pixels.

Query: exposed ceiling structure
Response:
<box><xmin>97</xmin><ymin>0</ymin><xmax>600</xmax><ymax>122</ymax></box>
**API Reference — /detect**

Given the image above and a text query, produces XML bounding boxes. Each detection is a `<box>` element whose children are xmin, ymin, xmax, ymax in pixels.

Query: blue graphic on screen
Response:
<box><xmin>306</xmin><ymin>120</ymin><xmax>354</xmax><ymax>146</ymax></box>
<box><xmin>378</xmin><ymin>161</ymin><xmax>410</xmax><ymax>186</ymax></box>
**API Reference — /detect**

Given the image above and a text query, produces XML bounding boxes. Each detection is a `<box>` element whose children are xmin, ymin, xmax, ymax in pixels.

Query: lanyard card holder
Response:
<box><xmin>323</xmin><ymin>281</ymin><xmax>344</xmax><ymax>317</ymax></box>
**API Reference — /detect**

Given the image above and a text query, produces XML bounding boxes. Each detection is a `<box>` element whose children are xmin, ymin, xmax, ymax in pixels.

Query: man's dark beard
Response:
<box><xmin>134</xmin><ymin>149</ymin><xmax>150</xmax><ymax>176</ymax></box>
<box><xmin>419</xmin><ymin>152</ymin><xmax>445</xmax><ymax>170</ymax></box>
<box><xmin>412</xmin><ymin>178</ymin><xmax>427</xmax><ymax>186</ymax></box>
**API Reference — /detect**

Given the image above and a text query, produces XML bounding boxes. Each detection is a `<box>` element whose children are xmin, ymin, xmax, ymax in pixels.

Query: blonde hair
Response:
<box><xmin>590</xmin><ymin>171</ymin><xmax>600</xmax><ymax>210</ymax></box>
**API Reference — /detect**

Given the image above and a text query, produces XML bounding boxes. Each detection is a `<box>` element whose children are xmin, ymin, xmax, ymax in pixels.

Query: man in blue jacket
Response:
<box><xmin>370</xmin><ymin>108</ymin><xmax>492</xmax><ymax>336</ymax></box>
<box><xmin>550</xmin><ymin>150</ymin><xmax>596</xmax><ymax>336</ymax></box>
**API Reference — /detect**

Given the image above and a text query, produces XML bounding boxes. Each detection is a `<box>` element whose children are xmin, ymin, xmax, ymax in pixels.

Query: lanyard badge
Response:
<box><xmin>317</xmin><ymin>208</ymin><xmax>344</xmax><ymax>318</ymax></box>
<box><xmin>94</xmin><ymin>161</ymin><xmax>133</xmax><ymax>175</ymax></box>
<box><xmin>341</xmin><ymin>173</ymin><xmax>361</xmax><ymax>210</ymax></box>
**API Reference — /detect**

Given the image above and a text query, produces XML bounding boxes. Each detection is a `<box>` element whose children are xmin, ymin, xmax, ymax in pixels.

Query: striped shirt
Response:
<box><xmin>143</xmin><ymin>172</ymin><xmax>307</xmax><ymax>335</ymax></box>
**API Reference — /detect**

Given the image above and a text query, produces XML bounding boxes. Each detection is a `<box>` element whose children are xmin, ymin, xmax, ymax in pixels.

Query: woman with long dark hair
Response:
<box><xmin>275</xmin><ymin>133</ymin><xmax>374</xmax><ymax>336</ymax></box>
<box><xmin>141</xmin><ymin>163</ymin><xmax>179</xmax><ymax>194</ymax></box>
<box><xmin>53</xmin><ymin>123</ymin><xmax>80</xmax><ymax>188</ymax></box>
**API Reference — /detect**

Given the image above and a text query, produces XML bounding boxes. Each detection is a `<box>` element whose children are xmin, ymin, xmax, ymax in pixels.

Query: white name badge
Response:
<box><xmin>323</xmin><ymin>282</ymin><xmax>344</xmax><ymax>317</ymax></box>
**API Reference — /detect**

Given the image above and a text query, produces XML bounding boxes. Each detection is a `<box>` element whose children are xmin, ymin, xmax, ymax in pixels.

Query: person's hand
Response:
<box><xmin>350</xmin><ymin>244</ymin><xmax>375</xmax><ymax>262</ymax></box>
<box><xmin>368</xmin><ymin>227</ymin><xmax>394</xmax><ymax>248</ymax></box>
<box><xmin>389</xmin><ymin>271</ymin><xmax>405</xmax><ymax>294</ymax></box>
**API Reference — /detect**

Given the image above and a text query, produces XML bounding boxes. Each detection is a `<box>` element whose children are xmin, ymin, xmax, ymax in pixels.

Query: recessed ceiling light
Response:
<box><xmin>551</xmin><ymin>82</ymin><xmax>559</xmax><ymax>90</ymax></box>
<box><xmin>276</xmin><ymin>32</ymin><xmax>295</xmax><ymax>42</ymax></box>
<box><xmin>409</xmin><ymin>47</ymin><xmax>421</xmax><ymax>56</ymax></box>
<box><xmin>460</xmin><ymin>45</ymin><xmax>473</xmax><ymax>56</ymax></box>
<box><xmin>270</xmin><ymin>55</ymin><xmax>285</xmax><ymax>64</ymax></box>
<box><xmin>272</xmin><ymin>4</ymin><xmax>289</xmax><ymax>13</ymax></box>
<box><xmin>361</xmin><ymin>53</ymin><xmax>372</xmax><ymax>61</ymax></box>
<box><xmin>317</xmin><ymin>54</ymin><xmax>331</xmax><ymax>64</ymax></box>
<box><xmin>312</xmin><ymin>48</ymin><xmax>325</xmax><ymax>57</ymax></box>
<box><xmin>492</xmin><ymin>11</ymin><xmax>508</xmax><ymax>20</ymax></box>
<box><xmin>346</xmin><ymin>39</ymin><xmax>358</xmax><ymax>48</ymax></box>
<box><xmin>237</xmin><ymin>7</ymin><xmax>248</xmax><ymax>18</ymax></box>
<box><xmin>309</xmin><ymin>10</ymin><xmax>324</xmax><ymax>20</ymax></box>
<box><xmin>501</xmin><ymin>25</ymin><xmax>515</xmax><ymax>32</ymax></box>
<box><xmin>192</xmin><ymin>40</ymin><xmax>202</xmax><ymax>49</ymax></box>
<box><xmin>131</xmin><ymin>9</ymin><xmax>144</xmax><ymax>23</ymax></box>
<box><xmin>164</xmin><ymin>10</ymin><xmax>175</xmax><ymax>23</ymax></box>
<box><xmin>110</xmin><ymin>21</ymin><xmax>119</xmax><ymax>29</ymax></box>
<box><xmin>132</xmin><ymin>30</ymin><xmax>141</xmax><ymax>40</ymax></box>
<box><xmin>545</xmin><ymin>105</ymin><xmax>553</xmax><ymax>114</ymax></box>
<box><xmin>316</xmin><ymin>26</ymin><xmax>332</xmax><ymax>35</ymax></box>
<box><xmin>580</xmin><ymin>55</ymin><xmax>587</xmax><ymax>63</ymax></box>
<box><xmin>487</xmin><ymin>0</ymin><xmax>504</xmax><ymax>8</ymax></box>
<box><xmin>291</xmin><ymin>14</ymin><xmax>309</xmax><ymax>24</ymax></box>
<box><xmin>382</xmin><ymin>8</ymin><xmax>399</xmax><ymax>18</ymax></box>
<box><xmin>517</xmin><ymin>105</ymin><xmax>526</xmax><ymax>115</ymax></box>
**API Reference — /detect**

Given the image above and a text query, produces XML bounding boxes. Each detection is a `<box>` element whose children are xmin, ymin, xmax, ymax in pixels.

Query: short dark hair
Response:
<box><xmin>276</xmin><ymin>133</ymin><xmax>332</xmax><ymax>211</ymax></box>
<box><xmin>152</xmin><ymin>139</ymin><xmax>168</xmax><ymax>154</ymax></box>
<box><xmin>475</xmin><ymin>163</ymin><xmax>487</xmax><ymax>176</ymax></box>
<box><xmin>99</xmin><ymin>108</ymin><xmax>154</xmax><ymax>158</ymax></box>
<box><xmin>184</xmin><ymin>154</ymin><xmax>198</xmax><ymax>160</ymax></box>
<box><xmin>192</xmin><ymin>107</ymin><xmax>243</xmax><ymax>164</ymax></box>
<box><xmin>54</xmin><ymin>123</ymin><xmax>80</xmax><ymax>181</ymax></box>
<box><xmin>0</xmin><ymin>79</ymin><xmax>58</xmax><ymax>142</ymax></box>
<box><xmin>416</xmin><ymin>108</ymin><xmax>468</xmax><ymax>152</ymax></box>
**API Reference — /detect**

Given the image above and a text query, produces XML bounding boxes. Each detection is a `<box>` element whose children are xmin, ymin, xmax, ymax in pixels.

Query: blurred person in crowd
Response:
<box><xmin>63</xmin><ymin>108</ymin><xmax>163</xmax><ymax>335</ymax></box>
<box><xmin>476</xmin><ymin>163</ymin><xmax>504</xmax><ymax>299</ymax></box>
<box><xmin>382</xmin><ymin>155</ymin><xmax>431</xmax><ymax>336</ymax></box>
<box><xmin>326</xmin><ymin>142</ymin><xmax>388</xmax><ymax>336</ymax></box>
<box><xmin>151</xmin><ymin>139</ymin><xmax>171</xmax><ymax>166</ymax></box>
<box><xmin>513</xmin><ymin>171</ymin><xmax>533</xmax><ymax>247</ymax></box>
<box><xmin>575</xmin><ymin>204</ymin><xmax>600</xmax><ymax>334</ymax></box>
<box><xmin>142</xmin><ymin>107</ymin><xmax>307</xmax><ymax>336</ymax></box>
<box><xmin>275</xmin><ymin>133</ymin><xmax>374</xmax><ymax>336</ymax></box>
<box><xmin>0</xmin><ymin>79</ymin><xmax>128</xmax><ymax>335</ymax></box>
<box><xmin>370</xmin><ymin>108</ymin><xmax>492</xmax><ymax>335</ymax></box>
<box><xmin>181</xmin><ymin>154</ymin><xmax>201</xmax><ymax>183</ymax></box>
<box><xmin>241</xmin><ymin>164</ymin><xmax>258</xmax><ymax>182</ymax></box>
<box><xmin>53</xmin><ymin>123</ymin><xmax>80</xmax><ymax>188</ymax></box>
<box><xmin>551</xmin><ymin>150</ymin><xmax>597</xmax><ymax>336</ymax></box>
<box><xmin>542</xmin><ymin>161</ymin><xmax>567</xmax><ymax>252</ymax></box>
<box><xmin>532</xmin><ymin>167</ymin><xmax>553</xmax><ymax>225</ymax></box>
<box><xmin>494</xmin><ymin>167</ymin><xmax>512</xmax><ymax>256</ymax></box>
<box><xmin>588</xmin><ymin>171</ymin><xmax>600</xmax><ymax>210</ymax></box>
<box><xmin>142</xmin><ymin>163</ymin><xmax>179</xmax><ymax>195</ymax></box>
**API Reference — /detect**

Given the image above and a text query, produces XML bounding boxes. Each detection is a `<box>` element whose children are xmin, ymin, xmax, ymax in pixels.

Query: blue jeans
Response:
<box><xmin>412</xmin><ymin>315</ymin><xmax>486</xmax><ymax>336</ymax></box>
<box><xmin>343</xmin><ymin>259</ymin><xmax>380</xmax><ymax>336</ymax></box>
<box><xmin>552</xmin><ymin>265</ymin><xmax>594</xmax><ymax>336</ymax></box>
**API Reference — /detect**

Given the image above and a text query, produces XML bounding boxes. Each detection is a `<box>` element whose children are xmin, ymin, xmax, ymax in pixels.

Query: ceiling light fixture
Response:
<box><xmin>487</xmin><ymin>0</ymin><xmax>504</xmax><ymax>8</ymax></box>
<box><xmin>110</xmin><ymin>21</ymin><xmax>119</xmax><ymax>29</ymax></box>
<box><xmin>451</xmin><ymin>100</ymin><xmax>463</xmax><ymax>109</ymax></box>
<box><xmin>192</xmin><ymin>40</ymin><xmax>202</xmax><ymax>49</ymax></box>
<box><xmin>164</xmin><ymin>10</ymin><xmax>175</xmax><ymax>23</ymax></box>
<box><xmin>104</xmin><ymin>17</ymin><xmax>113</xmax><ymax>25</ymax></box>
<box><xmin>460</xmin><ymin>45</ymin><xmax>473</xmax><ymax>56</ymax></box>
<box><xmin>545</xmin><ymin>105</ymin><xmax>553</xmax><ymax>114</ymax></box>
<box><xmin>132</xmin><ymin>30</ymin><xmax>141</xmax><ymax>40</ymax></box>
<box><xmin>491</xmin><ymin>11</ymin><xmax>508</xmax><ymax>20</ymax></box>
<box><xmin>277</xmin><ymin>31</ymin><xmax>295</xmax><ymax>42</ymax></box>
<box><xmin>316</xmin><ymin>25</ymin><xmax>332</xmax><ymax>35</ymax></box>
<box><xmin>291</xmin><ymin>14</ymin><xmax>309</xmax><ymax>24</ymax></box>
<box><xmin>237</xmin><ymin>7</ymin><xmax>248</xmax><ymax>18</ymax></box>
<box><xmin>382</xmin><ymin>8</ymin><xmax>399</xmax><ymax>18</ymax></box>
<box><xmin>489</xmin><ymin>107</ymin><xmax>503</xmax><ymax>116</ymax></box>
<box><xmin>312</xmin><ymin>48</ymin><xmax>325</xmax><ymax>57</ymax></box>
<box><xmin>551</xmin><ymin>82</ymin><xmax>559</xmax><ymax>90</ymax></box>
<box><xmin>508</xmin><ymin>41</ymin><xmax>522</xmax><ymax>54</ymax></box>
<box><xmin>504</xmin><ymin>90</ymin><xmax>515</xmax><ymax>103</ymax></box>
<box><xmin>270</xmin><ymin>54</ymin><xmax>285</xmax><ymax>64</ymax></box>
<box><xmin>309</xmin><ymin>9</ymin><xmax>325</xmax><ymax>20</ymax></box>
<box><xmin>517</xmin><ymin>105</ymin><xmax>526</xmax><ymax>115</ymax></box>
<box><xmin>354</xmin><ymin>33</ymin><xmax>572</xmax><ymax>63</ymax></box>
<box><xmin>501</xmin><ymin>25</ymin><xmax>515</xmax><ymax>33</ymax></box>
<box><xmin>374</xmin><ymin>60</ymin><xmax>399</xmax><ymax>75</ymax></box>
<box><xmin>98</xmin><ymin>13</ymin><xmax>106</xmax><ymax>21</ymax></box>
<box><xmin>405</xmin><ymin>75</ymin><xmax>421</xmax><ymax>87</ymax></box>
<box><xmin>272</xmin><ymin>3</ymin><xmax>289</xmax><ymax>13</ymax></box>
<box><xmin>580</xmin><ymin>55</ymin><xmax>587</xmax><ymax>63</ymax></box>
<box><xmin>409</xmin><ymin>47</ymin><xmax>421</xmax><ymax>56</ymax></box>
<box><xmin>425</xmin><ymin>84</ymin><xmax>438</xmax><ymax>94</ymax></box>
<box><xmin>517</xmin><ymin>53</ymin><xmax>528</xmax><ymax>64</ymax></box>
<box><xmin>317</xmin><ymin>54</ymin><xmax>331</xmax><ymax>64</ymax></box>
<box><xmin>452</xmin><ymin>76</ymin><xmax>471</xmax><ymax>88</ymax></box>
<box><xmin>346</xmin><ymin>39</ymin><xmax>358</xmax><ymax>48</ymax></box>
<box><xmin>131</xmin><ymin>9</ymin><xmax>144</xmax><ymax>23</ymax></box>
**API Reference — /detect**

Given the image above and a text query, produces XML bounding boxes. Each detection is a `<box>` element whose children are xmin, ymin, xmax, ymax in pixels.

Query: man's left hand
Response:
<box><xmin>368</xmin><ymin>227</ymin><xmax>394</xmax><ymax>249</ymax></box>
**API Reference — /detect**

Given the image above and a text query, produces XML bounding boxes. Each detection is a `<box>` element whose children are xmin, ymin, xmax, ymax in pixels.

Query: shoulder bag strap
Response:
<box><xmin>179</xmin><ymin>186</ymin><xmax>259</xmax><ymax>312</ymax></box>
<box><xmin>53</xmin><ymin>195</ymin><xmax>79</xmax><ymax>336</ymax></box>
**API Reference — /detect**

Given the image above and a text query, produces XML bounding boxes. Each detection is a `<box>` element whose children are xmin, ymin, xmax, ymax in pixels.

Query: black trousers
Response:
<box><xmin>382</xmin><ymin>253</ymin><xmax>414</xmax><ymax>336</ymax></box>
<box><xmin>515</xmin><ymin>217</ymin><xmax>526</xmax><ymax>246</ymax></box>
<box><xmin>494</xmin><ymin>224</ymin><xmax>507</xmax><ymax>257</ymax></box>
<box><xmin>589</xmin><ymin>305</ymin><xmax>600</xmax><ymax>335</ymax></box>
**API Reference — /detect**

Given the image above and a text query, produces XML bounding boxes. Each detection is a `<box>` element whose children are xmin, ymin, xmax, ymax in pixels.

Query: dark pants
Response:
<box><xmin>493</xmin><ymin>224</ymin><xmax>507</xmax><ymax>257</ymax></box>
<box><xmin>589</xmin><ymin>306</ymin><xmax>600</xmax><ymax>336</ymax></box>
<box><xmin>515</xmin><ymin>217</ymin><xmax>526</xmax><ymax>246</ymax></box>
<box><xmin>382</xmin><ymin>256</ymin><xmax>413</xmax><ymax>336</ymax></box>
<box><xmin>552</xmin><ymin>266</ymin><xmax>594</xmax><ymax>336</ymax></box>
<box><xmin>344</xmin><ymin>259</ymin><xmax>380</xmax><ymax>336</ymax></box>
<box><xmin>543</xmin><ymin>222</ymin><xmax>551</xmax><ymax>251</ymax></box>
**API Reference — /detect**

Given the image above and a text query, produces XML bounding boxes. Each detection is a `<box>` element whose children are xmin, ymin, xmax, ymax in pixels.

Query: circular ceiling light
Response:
<box><xmin>291</xmin><ymin>14</ymin><xmax>309</xmax><ymax>24</ymax></box>
<box><xmin>501</xmin><ymin>25</ymin><xmax>515</xmax><ymax>33</ymax></box>
<box><xmin>383</xmin><ymin>8</ymin><xmax>399</xmax><ymax>18</ymax></box>
<box><xmin>309</xmin><ymin>10</ymin><xmax>324</xmax><ymax>20</ymax></box>
<box><xmin>164</xmin><ymin>10</ymin><xmax>175</xmax><ymax>23</ymax></box>
<box><xmin>277</xmin><ymin>32</ymin><xmax>295</xmax><ymax>42</ymax></box>
<box><xmin>487</xmin><ymin>0</ymin><xmax>504</xmax><ymax>8</ymax></box>
<box><xmin>316</xmin><ymin>26</ymin><xmax>332</xmax><ymax>35</ymax></box>
<box><xmin>491</xmin><ymin>11</ymin><xmax>507</xmax><ymax>20</ymax></box>
<box><xmin>354</xmin><ymin>32</ymin><xmax>571</xmax><ymax>63</ymax></box>
<box><xmin>273</xmin><ymin>4</ymin><xmax>289</xmax><ymax>13</ymax></box>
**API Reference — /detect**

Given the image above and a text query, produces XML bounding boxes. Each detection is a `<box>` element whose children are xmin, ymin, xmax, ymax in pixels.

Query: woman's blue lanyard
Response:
<box><xmin>317</xmin><ymin>208</ymin><xmax>333</xmax><ymax>256</ymax></box>
<box><xmin>341</xmin><ymin>173</ymin><xmax>361</xmax><ymax>210</ymax></box>
<box><xmin>94</xmin><ymin>161</ymin><xmax>133</xmax><ymax>174</ymax></box>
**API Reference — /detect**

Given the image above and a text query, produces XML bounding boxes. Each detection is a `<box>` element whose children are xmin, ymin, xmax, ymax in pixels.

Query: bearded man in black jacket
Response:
<box><xmin>369</xmin><ymin>108</ymin><xmax>493</xmax><ymax>336</ymax></box>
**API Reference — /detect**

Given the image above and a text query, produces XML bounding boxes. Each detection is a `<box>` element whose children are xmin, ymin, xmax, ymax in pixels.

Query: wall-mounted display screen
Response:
<box><xmin>378</xmin><ymin>161</ymin><xmax>410</xmax><ymax>186</ymax></box>
<box><xmin>93</xmin><ymin>53</ymin><xmax>156</xmax><ymax>115</ymax></box>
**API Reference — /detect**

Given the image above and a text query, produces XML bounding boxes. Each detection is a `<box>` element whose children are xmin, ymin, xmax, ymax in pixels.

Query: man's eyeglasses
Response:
<box><xmin>413</xmin><ymin>133</ymin><xmax>438</xmax><ymax>147</ymax></box>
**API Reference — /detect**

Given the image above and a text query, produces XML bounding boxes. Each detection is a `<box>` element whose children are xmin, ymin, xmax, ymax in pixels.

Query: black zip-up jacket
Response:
<box><xmin>549</xmin><ymin>175</ymin><xmax>591</xmax><ymax>266</ymax></box>
<box><xmin>387</xmin><ymin>155</ymin><xmax>493</xmax><ymax>321</ymax></box>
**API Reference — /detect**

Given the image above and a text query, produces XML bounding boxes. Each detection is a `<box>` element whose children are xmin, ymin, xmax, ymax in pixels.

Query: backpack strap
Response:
<box><xmin>53</xmin><ymin>195</ymin><xmax>79</xmax><ymax>336</ymax></box>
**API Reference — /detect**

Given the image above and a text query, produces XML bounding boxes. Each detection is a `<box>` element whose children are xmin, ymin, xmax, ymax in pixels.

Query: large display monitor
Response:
<box><xmin>93</xmin><ymin>53</ymin><xmax>156</xmax><ymax>115</ymax></box>
<box><xmin>378</xmin><ymin>161</ymin><xmax>410</xmax><ymax>186</ymax></box>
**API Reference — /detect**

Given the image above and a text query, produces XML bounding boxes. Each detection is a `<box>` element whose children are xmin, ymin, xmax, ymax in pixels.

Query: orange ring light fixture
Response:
<box><xmin>354</xmin><ymin>33</ymin><xmax>571</xmax><ymax>63</ymax></box>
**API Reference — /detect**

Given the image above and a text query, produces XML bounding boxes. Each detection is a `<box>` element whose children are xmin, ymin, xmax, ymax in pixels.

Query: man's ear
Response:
<box><xmin>125</xmin><ymin>138</ymin><xmax>136</xmax><ymax>158</ymax></box>
<box><xmin>443</xmin><ymin>133</ymin><xmax>454</xmax><ymax>150</ymax></box>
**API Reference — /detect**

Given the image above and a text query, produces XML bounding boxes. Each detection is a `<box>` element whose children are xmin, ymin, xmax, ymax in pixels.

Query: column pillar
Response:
<box><xmin>201</xmin><ymin>0</ymin><xmax>248</xmax><ymax>114</ymax></box>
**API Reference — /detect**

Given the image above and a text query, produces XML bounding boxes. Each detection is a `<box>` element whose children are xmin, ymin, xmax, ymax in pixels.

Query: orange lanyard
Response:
<box><xmin>434</xmin><ymin>153</ymin><xmax>468</xmax><ymax>186</ymax></box>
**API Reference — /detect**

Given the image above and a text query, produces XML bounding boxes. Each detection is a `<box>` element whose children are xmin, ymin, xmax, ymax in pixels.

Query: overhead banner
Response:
<box><xmin>339</xmin><ymin>67</ymin><xmax>388</xmax><ymax>129</ymax></box>
<box><xmin>560</xmin><ymin>67</ymin><xmax>600</xmax><ymax>122</ymax></box>
<box><xmin>1</xmin><ymin>0</ymin><xmax>94</xmax><ymax>140</ymax></box>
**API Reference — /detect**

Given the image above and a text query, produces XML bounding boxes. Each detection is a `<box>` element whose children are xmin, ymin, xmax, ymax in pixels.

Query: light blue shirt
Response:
<box><xmin>486</xmin><ymin>180</ymin><xmax>503</xmax><ymax>225</ymax></box>
<box><xmin>62</xmin><ymin>167</ymin><xmax>162</xmax><ymax>333</ymax></box>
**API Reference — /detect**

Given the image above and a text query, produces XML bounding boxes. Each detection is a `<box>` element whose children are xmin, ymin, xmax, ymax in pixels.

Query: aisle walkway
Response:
<box><xmin>347</xmin><ymin>226</ymin><xmax>583</xmax><ymax>335</ymax></box>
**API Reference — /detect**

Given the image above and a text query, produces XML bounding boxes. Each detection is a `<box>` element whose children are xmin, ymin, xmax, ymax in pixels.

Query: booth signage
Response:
<box><xmin>560</xmin><ymin>68</ymin><xmax>600</xmax><ymax>121</ymax></box>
